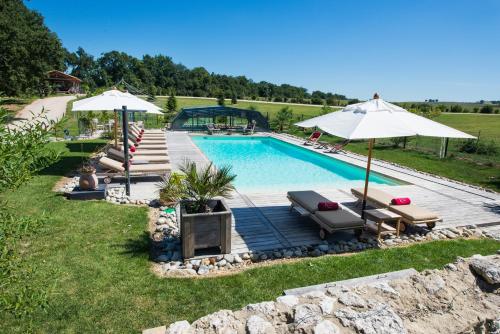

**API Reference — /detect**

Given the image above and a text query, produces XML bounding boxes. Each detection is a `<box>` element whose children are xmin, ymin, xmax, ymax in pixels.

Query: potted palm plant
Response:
<box><xmin>179</xmin><ymin>160</ymin><xmax>236</xmax><ymax>258</ymax></box>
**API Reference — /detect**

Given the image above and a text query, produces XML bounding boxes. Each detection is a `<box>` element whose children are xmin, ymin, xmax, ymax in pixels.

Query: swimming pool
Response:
<box><xmin>191</xmin><ymin>136</ymin><xmax>403</xmax><ymax>192</ymax></box>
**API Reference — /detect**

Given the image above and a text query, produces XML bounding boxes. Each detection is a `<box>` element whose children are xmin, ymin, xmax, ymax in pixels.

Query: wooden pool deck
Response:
<box><xmin>166</xmin><ymin>131</ymin><xmax>500</xmax><ymax>254</ymax></box>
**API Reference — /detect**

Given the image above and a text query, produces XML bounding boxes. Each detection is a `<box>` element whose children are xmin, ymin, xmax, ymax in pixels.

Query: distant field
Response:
<box><xmin>434</xmin><ymin>113</ymin><xmax>500</xmax><ymax>143</ymax></box>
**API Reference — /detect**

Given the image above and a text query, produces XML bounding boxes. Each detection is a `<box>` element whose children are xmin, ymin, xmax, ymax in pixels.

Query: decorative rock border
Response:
<box><xmin>151</xmin><ymin>203</ymin><xmax>494</xmax><ymax>277</ymax></box>
<box><xmin>145</xmin><ymin>254</ymin><xmax>500</xmax><ymax>334</ymax></box>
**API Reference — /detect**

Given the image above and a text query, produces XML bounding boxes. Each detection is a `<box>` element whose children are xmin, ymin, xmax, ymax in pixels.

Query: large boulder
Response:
<box><xmin>245</xmin><ymin>315</ymin><xmax>276</xmax><ymax>334</ymax></box>
<box><xmin>335</xmin><ymin>303</ymin><xmax>406</xmax><ymax>334</ymax></box>
<box><xmin>470</xmin><ymin>256</ymin><xmax>500</xmax><ymax>284</ymax></box>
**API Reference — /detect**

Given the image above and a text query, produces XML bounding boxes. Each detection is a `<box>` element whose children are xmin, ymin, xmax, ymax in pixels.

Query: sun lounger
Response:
<box><xmin>98</xmin><ymin>156</ymin><xmax>171</xmax><ymax>175</ymax></box>
<box><xmin>131</xmin><ymin>124</ymin><xmax>164</xmax><ymax>134</ymax></box>
<box><xmin>287</xmin><ymin>190</ymin><xmax>365</xmax><ymax>239</ymax></box>
<box><xmin>207</xmin><ymin>124</ymin><xmax>221</xmax><ymax>135</ymax></box>
<box><xmin>126</xmin><ymin>139</ymin><xmax>167</xmax><ymax>150</ymax></box>
<box><xmin>304</xmin><ymin>131</ymin><xmax>322</xmax><ymax>146</ymax></box>
<box><xmin>107</xmin><ymin>147</ymin><xmax>169</xmax><ymax>164</ymax></box>
<box><xmin>350</xmin><ymin>187</ymin><xmax>441</xmax><ymax>229</ymax></box>
<box><xmin>119</xmin><ymin>146</ymin><xmax>167</xmax><ymax>156</ymax></box>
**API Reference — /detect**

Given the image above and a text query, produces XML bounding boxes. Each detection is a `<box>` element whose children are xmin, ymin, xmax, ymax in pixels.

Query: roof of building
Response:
<box><xmin>47</xmin><ymin>70</ymin><xmax>82</xmax><ymax>82</ymax></box>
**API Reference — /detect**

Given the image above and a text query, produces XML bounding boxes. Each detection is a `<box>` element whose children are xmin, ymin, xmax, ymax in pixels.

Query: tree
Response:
<box><xmin>231</xmin><ymin>95</ymin><xmax>237</xmax><ymax>105</ymax></box>
<box><xmin>0</xmin><ymin>0</ymin><xmax>66</xmax><ymax>96</ymax></box>
<box><xmin>217</xmin><ymin>92</ymin><xmax>225</xmax><ymax>106</ymax></box>
<box><xmin>166</xmin><ymin>93</ymin><xmax>177</xmax><ymax>112</ymax></box>
<box><xmin>480</xmin><ymin>105</ymin><xmax>493</xmax><ymax>114</ymax></box>
<box><xmin>275</xmin><ymin>106</ymin><xmax>293</xmax><ymax>132</ymax></box>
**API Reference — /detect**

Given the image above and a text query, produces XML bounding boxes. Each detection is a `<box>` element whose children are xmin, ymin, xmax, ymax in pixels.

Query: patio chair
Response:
<box><xmin>129</xmin><ymin>133</ymin><xmax>166</xmax><ymax>145</ymax></box>
<box><xmin>287</xmin><ymin>190</ymin><xmax>365</xmax><ymax>239</ymax></box>
<box><xmin>304</xmin><ymin>131</ymin><xmax>322</xmax><ymax>146</ymax></box>
<box><xmin>324</xmin><ymin>140</ymin><xmax>350</xmax><ymax>153</ymax></box>
<box><xmin>107</xmin><ymin>147</ymin><xmax>169</xmax><ymax>164</ymax></box>
<box><xmin>350</xmin><ymin>187</ymin><xmax>441</xmax><ymax>229</ymax></box>
<box><xmin>243</xmin><ymin>122</ymin><xmax>256</xmax><ymax>135</ymax></box>
<box><xmin>206</xmin><ymin>123</ymin><xmax>221</xmax><ymax>135</ymax></box>
<box><xmin>98</xmin><ymin>156</ymin><xmax>171</xmax><ymax>176</ymax></box>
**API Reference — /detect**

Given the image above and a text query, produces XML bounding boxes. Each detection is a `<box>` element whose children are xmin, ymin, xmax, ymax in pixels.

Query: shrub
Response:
<box><xmin>0</xmin><ymin>111</ymin><xmax>60</xmax><ymax>192</ymax></box>
<box><xmin>273</xmin><ymin>106</ymin><xmax>294</xmax><ymax>132</ymax></box>
<box><xmin>479</xmin><ymin>105</ymin><xmax>493</xmax><ymax>114</ymax></box>
<box><xmin>459</xmin><ymin>139</ymin><xmax>498</xmax><ymax>155</ymax></box>
<box><xmin>159</xmin><ymin>172</ymin><xmax>185</xmax><ymax>206</ymax></box>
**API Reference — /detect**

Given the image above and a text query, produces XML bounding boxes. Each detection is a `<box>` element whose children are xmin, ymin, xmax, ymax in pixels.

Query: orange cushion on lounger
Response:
<box><xmin>318</xmin><ymin>202</ymin><xmax>339</xmax><ymax>211</ymax></box>
<box><xmin>391</xmin><ymin>197</ymin><xmax>411</xmax><ymax>205</ymax></box>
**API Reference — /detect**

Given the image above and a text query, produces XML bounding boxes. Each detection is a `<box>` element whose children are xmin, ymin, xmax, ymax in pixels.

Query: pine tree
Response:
<box><xmin>166</xmin><ymin>93</ymin><xmax>177</xmax><ymax>112</ymax></box>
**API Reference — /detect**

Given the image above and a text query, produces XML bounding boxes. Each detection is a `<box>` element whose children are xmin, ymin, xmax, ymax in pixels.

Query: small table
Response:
<box><xmin>363</xmin><ymin>209</ymin><xmax>402</xmax><ymax>240</ymax></box>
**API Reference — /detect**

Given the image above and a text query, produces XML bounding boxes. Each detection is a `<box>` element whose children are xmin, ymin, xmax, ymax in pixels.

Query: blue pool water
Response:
<box><xmin>191</xmin><ymin>136</ymin><xmax>402</xmax><ymax>192</ymax></box>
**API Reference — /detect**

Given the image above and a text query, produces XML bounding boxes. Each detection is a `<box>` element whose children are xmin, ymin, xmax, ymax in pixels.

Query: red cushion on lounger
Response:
<box><xmin>136</xmin><ymin>137</ymin><xmax>141</xmax><ymax>143</ymax></box>
<box><xmin>318</xmin><ymin>202</ymin><xmax>339</xmax><ymax>211</ymax></box>
<box><xmin>129</xmin><ymin>146</ymin><xmax>136</xmax><ymax>152</ymax></box>
<box><xmin>391</xmin><ymin>197</ymin><xmax>411</xmax><ymax>205</ymax></box>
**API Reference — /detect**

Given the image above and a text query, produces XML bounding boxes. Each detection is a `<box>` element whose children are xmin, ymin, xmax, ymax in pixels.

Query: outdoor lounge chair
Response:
<box><xmin>131</xmin><ymin>124</ymin><xmax>164</xmax><ymax>134</ymax></box>
<box><xmin>98</xmin><ymin>156</ymin><xmax>171</xmax><ymax>175</ymax></box>
<box><xmin>350</xmin><ymin>187</ymin><xmax>441</xmax><ymax>229</ymax></box>
<box><xmin>324</xmin><ymin>140</ymin><xmax>350</xmax><ymax>153</ymax></box>
<box><xmin>130</xmin><ymin>129</ymin><xmax>165</xmax><ymax>139</ymax></box>
<box><xmin>206</xmin><ymin>123</ymin><xmax>221</xmax><ymax>135</ymax></box>
<box><xmin>107</xmin><ymin>147</ymin><xmax>169</xmax><ymax>164</ymax></box>
<box><xmin>119</xmin><ymin>145</ymin><xmax>167</xmax><ymax>156</ymax></box>
<box><xmin>304</xmin><ymin>131</ymin><xmax>322</xmax><ymax>146</ymax></box>
<box><xmin>287</xmin><ymin>190</ymin><xmax>365</xmax><ymax>239</ymax></box>
<box><xmin>243</xmin><ymin>122</ymin><xmax>256</xmax><ymax>135</ymax></box>
<box><xmin>128</xmin><ymin>131</ymin><xmax>166</xmax><ymax>145</ymax></box>
<box><xmin>126</xmin><ymin>139</ymin><xmax>167</xmax><ymax>150</ymax></box>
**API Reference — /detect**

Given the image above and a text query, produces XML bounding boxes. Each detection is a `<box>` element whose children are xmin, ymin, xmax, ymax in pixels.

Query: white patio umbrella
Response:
<box><xmin>72</xmin><ymin>89</ymin><xmax>162</xmax><ymax>114</ymax></box>
<box><xmin>72</xmin><ymin>89</ymin><xmax>163</xmax><ymax>196</ymax></box>
<box><xmin>72</xmin><ymin>89</ymin><xmax>163</xmax><ymax>146</ymax></box>
<box><xmin>296</xmin><ymin>93</ymin><xmax>475</xmax><ymax>216</ymax></box>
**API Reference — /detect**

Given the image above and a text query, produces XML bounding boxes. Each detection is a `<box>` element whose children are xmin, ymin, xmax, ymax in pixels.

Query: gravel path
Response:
<box><xmin>8</xmin><ymin>95</ymin><xmax>76</xmax><ymax>130</ymax></box>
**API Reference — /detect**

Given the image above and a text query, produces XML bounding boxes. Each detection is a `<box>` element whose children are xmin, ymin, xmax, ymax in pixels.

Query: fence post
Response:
<box><xmin>403</xmin><ymin>137</ymin><xmax>407</xmax><ymax>149</ymax></box>
<box><xmin>444</xmin><ymin>138</ymin><xmax>449</xmax><ymax>157</ymax></box>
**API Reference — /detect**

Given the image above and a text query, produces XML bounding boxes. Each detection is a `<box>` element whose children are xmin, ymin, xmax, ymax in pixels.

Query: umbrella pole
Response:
<box><xmin>361</xmin><ymin>138</ymin><xmax>374</xmax><ymax>219</ymax></box>
<box><xmin>121</xmin><ymin>106</ymin><xmax>131</xmax><ymax>196</ymax></box>
<box><xmin>114</xmin><ymin>110</ymin><xmax>118</xmax><ymax>148</ymax></box>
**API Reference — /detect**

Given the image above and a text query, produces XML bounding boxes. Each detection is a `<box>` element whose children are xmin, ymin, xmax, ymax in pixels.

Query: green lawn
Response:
<box><xmin>1</xmin><ymin>139</ymin><xmax>499</xmax><ymax>333</ymax></box>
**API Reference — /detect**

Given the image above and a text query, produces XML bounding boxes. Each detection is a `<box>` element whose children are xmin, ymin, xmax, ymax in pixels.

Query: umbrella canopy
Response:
<box><xmin>296</xmin><ymin>97</ymin><xmax>475</xmax><ymax>139</ymax></box>
<box><xmin>72</xmin><ymin>89</ymin><xmax>163</xmax><ymax>114</ymax></box>
<box><xmin>295</xmin><ymin>94</ymin><xmax>475</xmax><ymax>222</ymax></box>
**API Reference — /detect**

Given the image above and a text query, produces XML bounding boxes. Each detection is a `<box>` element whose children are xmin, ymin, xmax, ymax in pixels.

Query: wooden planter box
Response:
<box><xmin>180</xmin><ymin>199</ymin><xmax>232</xmax><ymax>259</ymax></box>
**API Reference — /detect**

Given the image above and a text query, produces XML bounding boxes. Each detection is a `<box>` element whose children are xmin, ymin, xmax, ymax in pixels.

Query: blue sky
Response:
<box><xmin>27</xmin><ymin>0</ymin><xmax>500</xmax><ymax>101</ymax></box>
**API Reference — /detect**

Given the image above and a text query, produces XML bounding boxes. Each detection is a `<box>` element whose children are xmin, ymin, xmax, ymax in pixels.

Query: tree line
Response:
<box><xmin>0</xmin><ymin>0</ymin><xmax>352</xmax><ymax>105</ymax></box>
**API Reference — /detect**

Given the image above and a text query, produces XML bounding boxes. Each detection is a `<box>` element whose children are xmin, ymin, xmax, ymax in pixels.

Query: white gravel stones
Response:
<box><xmin>58</xmin><ymin>176</ymin><xmax>79</xmax><ymax>192</ymax></box>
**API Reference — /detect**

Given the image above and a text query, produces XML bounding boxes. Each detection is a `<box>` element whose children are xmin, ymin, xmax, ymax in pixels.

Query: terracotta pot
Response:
<box><xmin>79</xmin><ymin>172</ymin><xmax>98</xmax><ymax>190</ymax></box>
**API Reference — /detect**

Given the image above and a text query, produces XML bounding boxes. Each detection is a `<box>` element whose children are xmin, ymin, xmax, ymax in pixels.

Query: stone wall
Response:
<box><xmin>145</xmin><ymin>254</ymin><xmax>500</xmax><ymax>334</ymax></box>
